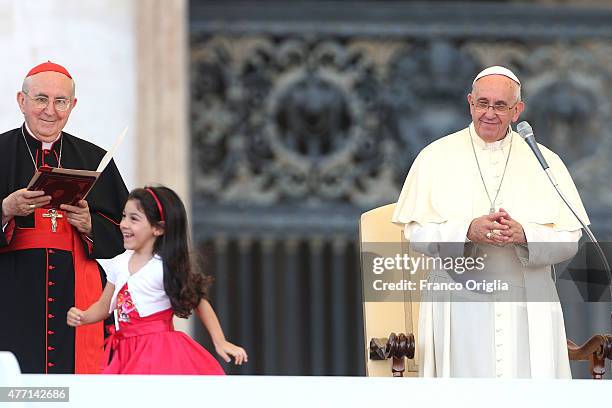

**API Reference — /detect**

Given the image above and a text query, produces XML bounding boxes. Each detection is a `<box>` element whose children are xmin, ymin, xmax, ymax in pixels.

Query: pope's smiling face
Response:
<box><xmin>468</xmin><ymin>74</ymin><xmax>524</xmax><ymax>143</ymax></box>
<box><xmin>17</xmin><ymin>71</ymin><xmax>77</xmax><ymax>143</ymax></box>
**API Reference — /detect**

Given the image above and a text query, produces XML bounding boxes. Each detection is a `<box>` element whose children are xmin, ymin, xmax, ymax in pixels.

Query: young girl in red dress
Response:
<box><xmin>67</xmin><ymin>186</ymin><xmax>246</xmax><ymax>374</ymax></box>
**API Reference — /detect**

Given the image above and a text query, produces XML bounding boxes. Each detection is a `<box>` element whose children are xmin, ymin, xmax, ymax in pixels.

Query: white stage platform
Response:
<box><xmin>1</xmin><ymin>373</ymin><xmax>610</xmax><ymax>407</ymax></box>
<box><xmin>1</xmin><ymin>351</ymin><xmax>609</xmax><ymax>407</ymax></box>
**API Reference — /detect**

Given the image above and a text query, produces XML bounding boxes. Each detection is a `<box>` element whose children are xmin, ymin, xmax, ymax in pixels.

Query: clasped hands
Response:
<box><xmin>467</xmin><ymin>208</ymin><xmax>526</xmax><ymax>245</ymax></box>
<box><xmin>2</xmin><ymin>188</ymin><xmax>92</xmax><ymax>235</ymax></box>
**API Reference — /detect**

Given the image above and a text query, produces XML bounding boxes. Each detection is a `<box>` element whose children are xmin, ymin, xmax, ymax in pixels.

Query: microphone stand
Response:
<box><xmin>544</xmin><ymin>168</ymin><xmax>612</xmax><ymax>313</ymax></box>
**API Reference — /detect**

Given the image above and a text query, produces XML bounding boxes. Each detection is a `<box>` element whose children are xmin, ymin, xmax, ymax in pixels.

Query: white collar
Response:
<box><xmin>469</xmin><ymin>122</ymin><xmax>512</xmax><ymax>151</ymax></box>
<box><xmin>25</xmin><ymin>122</ymin><xmax>61</xmax><ymax>150</ymax></box>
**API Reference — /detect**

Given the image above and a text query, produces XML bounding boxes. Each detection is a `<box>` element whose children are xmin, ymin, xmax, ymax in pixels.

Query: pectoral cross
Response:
<box><xmin>42</xmin><ymin>209</ymin><xmax>63</xmax><ymax>233</ymax></box>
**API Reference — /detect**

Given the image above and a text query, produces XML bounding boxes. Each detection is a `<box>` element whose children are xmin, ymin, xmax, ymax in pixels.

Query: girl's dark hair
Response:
<box><xmin>127</xmin><ymin>186</ymin><xmax>211</xmax><ymax>318</ymax></box>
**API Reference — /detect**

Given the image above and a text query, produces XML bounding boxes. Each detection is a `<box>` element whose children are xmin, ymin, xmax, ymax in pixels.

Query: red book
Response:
<box><xmin>27</xmin><ymin>166</ymin><xmax>101</xmax><ymax>209</ymax></box>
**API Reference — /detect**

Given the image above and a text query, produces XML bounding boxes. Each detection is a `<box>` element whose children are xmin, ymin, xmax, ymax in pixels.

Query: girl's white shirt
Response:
<box><xmin>100</xmin><ymin>250</ymin><xmax>172</xmax><ymax>317</ymax></box>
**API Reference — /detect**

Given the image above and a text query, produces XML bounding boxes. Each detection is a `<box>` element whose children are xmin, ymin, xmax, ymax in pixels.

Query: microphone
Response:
<box><xmin>516</xmin><ymin>121</ymin><xmax>550</xmax><ymax>170</ymax></box>
<box><xmin>516</xmin><ymin>121</ymin><xmax>612</xmax><ymax>312</ymax></box>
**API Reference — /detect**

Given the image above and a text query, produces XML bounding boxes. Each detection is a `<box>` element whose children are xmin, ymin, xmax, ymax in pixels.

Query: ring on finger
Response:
<box><xmin>486</xmin><ymin>231</ymin><xmax>492</xmax><ymax>239</ymax></box>
<box><xmin>28</xmin><ymin>204</ymin><xmax>36</xmax><ymax>209</ymax></box>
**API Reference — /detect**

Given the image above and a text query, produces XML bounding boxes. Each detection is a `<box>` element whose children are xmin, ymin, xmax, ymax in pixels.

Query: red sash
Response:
<box><xmin>0</xmin><ymin>208</ymin><xmax>103</xmax><ymax>374</ymax></box>
<box><xmin>102</xmin><ymin>309</ymin><xmax>174</xmax><ymax>370</ymax></box>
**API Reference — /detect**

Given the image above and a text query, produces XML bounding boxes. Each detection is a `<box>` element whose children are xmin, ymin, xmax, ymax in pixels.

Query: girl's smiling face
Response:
<box><xmin>120</xmin><ymin>199</ymin><xmax>163</xmax><ymax>254</ymax></box>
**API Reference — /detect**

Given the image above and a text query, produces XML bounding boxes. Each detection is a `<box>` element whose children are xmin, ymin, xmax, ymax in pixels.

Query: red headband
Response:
<box><xmin>145</xmin><ymin>188</ymin><xmax>165</xmax><ymax>223</ymax></box>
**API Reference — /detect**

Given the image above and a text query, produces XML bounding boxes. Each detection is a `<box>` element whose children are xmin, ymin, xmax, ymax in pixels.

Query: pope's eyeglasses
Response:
<box><xmin>471</xmin><ymin>100</ymin><xmax>517</xmax><ymax>116</ymax></box>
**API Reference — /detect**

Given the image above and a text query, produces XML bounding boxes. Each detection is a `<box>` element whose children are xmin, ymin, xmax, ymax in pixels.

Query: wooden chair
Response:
<box><xmin>360</xmin><ymin>203</ymin><xmax>420</xmax><ymax>377</ymax></box>
<box><xmin>567</xmin><ymin>335</ymin><xmax>612</xmax><ymax>379</ymax></box>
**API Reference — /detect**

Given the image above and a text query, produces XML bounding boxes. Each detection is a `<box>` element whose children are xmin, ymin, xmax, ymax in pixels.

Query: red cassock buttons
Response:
<box><xmin>48</xmin><ymin>362</ymin><xmax>54</xmax><ymax>367</ymax></box>
<box><xmin>48</xmin><ymin>314</ymin><xmax>54</xmax><ymax>318</ymax></box>
<box><xmin>48</xmin><ymin>265</ymin><xmax>56</xmax><ymax>270</ymax></box>
<box><xmin>47</xmin><ymin>346</ymin><xmax>55</xmax><ymax>351</ymax></box>
<box><xmin>48</xmin><ymin>297</ymin><xmax>55</xmax><ymax>302</ymax></box>
<box><xmin>48</xmin><ymin>281</ymin><xmax>55</xmax><ymax>286</ymax></box>
<box><xmin>47</xmin><ymin>330</ymin><xmax>54</xmax><ymax>335</ymax></box>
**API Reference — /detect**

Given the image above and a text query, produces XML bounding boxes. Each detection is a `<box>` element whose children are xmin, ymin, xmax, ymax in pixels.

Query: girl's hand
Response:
<box><xmin>214</xmin><ymin>340</ymin><xmax>248</xmax><ymax>365</ymax></box>
<box><xmin>67</xmin><ymin>307</ymin><xmax>85</xmax><ymax>327</ymax></box>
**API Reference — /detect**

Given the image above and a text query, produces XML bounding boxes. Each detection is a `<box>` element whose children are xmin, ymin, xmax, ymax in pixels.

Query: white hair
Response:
<box><xmin>22</xmin><ymin>75</ymin><xmax>76</xmax><ymax>97</ymax></box>
<box><xmin>471</xmin><ymin>76</ymin><xmax>521</xmax><ymax>103</ymax></box>
<box><xmin>472</xmin><ymin>65</ymin><xmax>521</xmax><ymax>103</ymax></box>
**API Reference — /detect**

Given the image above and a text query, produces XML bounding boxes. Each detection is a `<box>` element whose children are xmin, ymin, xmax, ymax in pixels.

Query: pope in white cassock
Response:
<box><xmin>392</xmin><ymin>66</ymin><xmax>589</xmax><ymax>378</ymax></box>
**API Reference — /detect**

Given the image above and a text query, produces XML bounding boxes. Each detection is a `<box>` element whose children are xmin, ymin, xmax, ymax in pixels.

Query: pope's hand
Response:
<box><xmin>496</xmin><ymin>208</ymin><xmax>527</xmax><ymax>244</ymax></box>
<box><xmin>467</xmin><ymin>211</ymin><xmax>510</xmax><ymax>244</ymax></box>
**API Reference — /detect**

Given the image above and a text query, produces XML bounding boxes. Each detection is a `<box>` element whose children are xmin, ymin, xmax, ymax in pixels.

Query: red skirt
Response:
<box><xmin>102</xmin><ymin>308</ymin><xmax>224</xmax><ymax>375</ymax></box>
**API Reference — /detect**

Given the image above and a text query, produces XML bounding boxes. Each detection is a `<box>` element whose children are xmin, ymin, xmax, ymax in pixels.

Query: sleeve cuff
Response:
<box><xmin>81</xmin><ymin>233</ymin><xmax>94</xmax><ymax>254</ymax></box>
<box><xmin>2</xmin><ymin>219</ymin><xmax>16</xmax><ymax>245</ymax></box>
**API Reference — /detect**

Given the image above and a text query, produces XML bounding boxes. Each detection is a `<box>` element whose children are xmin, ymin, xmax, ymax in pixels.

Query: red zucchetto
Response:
<box><xmin>26</xmin><ymin>61</ymin><xmax>72</xmax><ymax>79</ymax></box>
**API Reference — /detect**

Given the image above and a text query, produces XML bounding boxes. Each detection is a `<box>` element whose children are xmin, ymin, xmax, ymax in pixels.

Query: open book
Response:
<box><xmin>26</xmin><ymin>127</ymin><xmax>127</xmax><ymax>209</ymax></box>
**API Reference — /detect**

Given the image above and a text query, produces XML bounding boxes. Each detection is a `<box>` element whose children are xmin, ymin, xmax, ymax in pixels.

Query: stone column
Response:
<box><xmin>135</xmin><ymin>0</ymin><xmax>189</xmax><ymax>202</ymax></box>
<box><xmin>136</xmin><ymin>0</ymin><xmax>192</xmax><ymax>334</ymax></box>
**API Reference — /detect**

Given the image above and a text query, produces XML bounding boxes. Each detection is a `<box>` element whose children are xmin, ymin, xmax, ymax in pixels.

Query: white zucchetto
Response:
<box><xmin>473</xmin><ymin>65</ymin><xmax>521</xmax><ymax>86</ymax></box>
